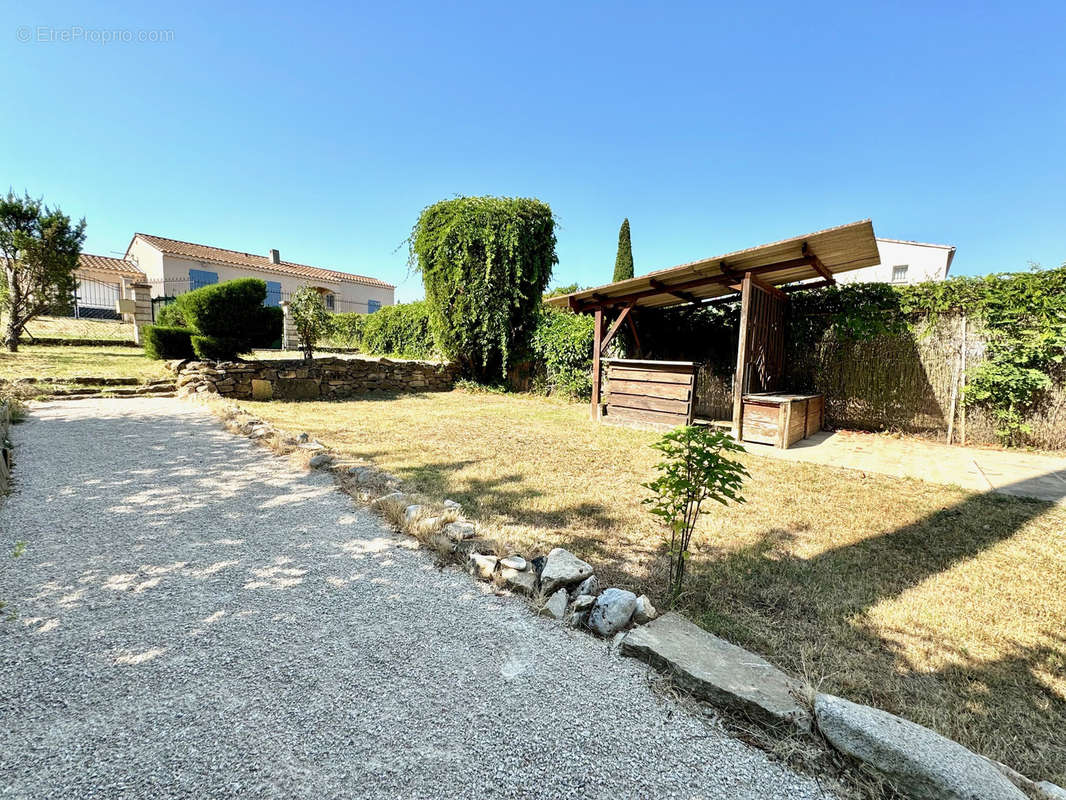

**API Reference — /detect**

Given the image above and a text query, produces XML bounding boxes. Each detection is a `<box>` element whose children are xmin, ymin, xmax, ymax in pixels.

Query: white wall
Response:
<box><xmin>836</xmin><ymin>239</ymin><xmax>954</xmax><ymax>285</ymax></box>
<box><xmin>146</xmin><ymin>252</ymin><xmax>394</xmax><ymax>313</ymax></box>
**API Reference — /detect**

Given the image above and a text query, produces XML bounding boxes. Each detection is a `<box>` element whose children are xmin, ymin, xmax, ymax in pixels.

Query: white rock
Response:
<box><xmin>308</xmin><ymin>453</ymin><xmax>331</xmax><ymax>469</ymax></box>
<box><xmin>814</xmin><ymin>693</ymin><xmax>1026</xmax><ymax>800</ymax></box>
<box><xmin>1037</xmin><ymin>782</ymin><xmax>1066</xmax><ymax>800</ymax></box>
<box><xmin>500</xmin><ymin>555</ymin><xmax>527</xmax><ymax>571</ymax></box>
<box><xmin>403</xmin><ymin>504</ymin><xmax>423</xmax><ymax>523</ymax></box>
<box><xmin>540</xmin><ymin>589</ymin><xmax>568</xmax><ymax>620</ymax></box>
<box><xmin>571</xmin><ymin>594</ymin><xmax>596</xmax><ymax>611</ymax></box>
<box><xmin>499</xmin><ymin>566</ymin><xmax>536</xmax><ymax>595</ymax></box>
<box><xmin>467</xmin><ymin>552</ymin><xmax>498</xmax><ymax>581</ymax></box>
<box><xmin>369</xmin><ymin>491</ymin><xmax>408</xmax><ymax>510</ymax></box>
<box><xmin>443</xmin><ymin>521</ymin><xmax>477</xmax><ymax>541</ymax></box>
<box><xmin>570</xmin><ymin>575</ymin><xmax>600</xmax><ymax>598</ymax></box>
<box><xmin>442</xmin><ymin>499</ymin><xmax>461</xmax><ymax>509</ymax></box>
<box><xmin>633</xmin><ymin>594</ymin><xmax>657</xmax><ymax>624</ymax></box>
<box><xmin>540</xmin><ymin>548</ymin><xmax>593</xmax><ymax>594</ymax></box>
<box><xmin>588</xmin><ymin>588</ymin><xmax>638</xmax><ymax>636</ymax></box>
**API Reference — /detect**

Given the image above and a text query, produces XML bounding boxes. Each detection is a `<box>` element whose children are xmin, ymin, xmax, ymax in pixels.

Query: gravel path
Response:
<box><xmin>0</xmin><ymin>398</ymin><xmax>829</xmax><ymax>799</ymax></box>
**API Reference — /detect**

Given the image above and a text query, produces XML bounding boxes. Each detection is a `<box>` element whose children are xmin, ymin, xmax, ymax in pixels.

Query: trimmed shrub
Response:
<box><xmin>175</xmin><ymin>278</ymin><xmax>268</xmax><ymax>359</ymax></box>
<box><xmin>327</xmin><ymin>312</ymin><xmax>366</xmax><ymax>349</ymax></box>
<box><xmin>529</xmin><ymin>307</ymin><xmax>595</xmax><ymax>398</ymax></box>
<box><xmin>409</xmin><ymin>196</ymin><xmax>557</xmax><ymax>380</ymax></box>
<box><xmin>251</xmin><ymin>305</ymin><xmax>283</xmax><ymax>349</ymax></box>
<box><xmin>154</xmin><ymin>303</ymin><xmax>188</xmax><ymax>328</ymax></box>
<box><xmin>361</xmin><ymin>301</ymin><xmax>435</xmax><ymax>359</ymax></box>
<box><xmin>190</xmin><ymin>334</ymin><xmax>245</xmax><ymax>361</ymax></box>
<box><xmin>143</xmin><ymin>325</ymin><xmax>195</xmax><ymax>360</ymax></box>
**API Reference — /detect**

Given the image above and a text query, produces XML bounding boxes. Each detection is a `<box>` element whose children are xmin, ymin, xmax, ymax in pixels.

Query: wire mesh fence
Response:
<box><xmin>144</xmin><ymin>278</ymin><xmax>378</xmax><ymax>320</ymax></box>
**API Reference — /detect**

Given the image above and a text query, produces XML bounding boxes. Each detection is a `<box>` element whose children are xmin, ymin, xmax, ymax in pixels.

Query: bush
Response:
<box><xmin>409</xmin><ymin>196</ymin><xmax>557</xmax><ymax>380</ymax></box>
<box><xmin>154</xmin><ymin>303</ymin><xmax>187</xmax><ymax>328</ymax></box>
<box><xmin>289</xmin><ymin>286</ymin><xmax>331</xmax><ymax>360</ymax></box>
<box><xmin>175</xmin><ymin>278</ymin><xmax>268</xmax><ymax>360</ymax></box>
<box><xmin>529</xmin><ymin>307</ymin><xmax>595</xmax><ymax>398</ymax></box>
<box><xmin>190</xmin><ymin>334</ymin><xmax>245</xmax><ymax>361</ymax></box>
<box><xmin>328</xmin><ymin>312</ymin><xmax>366</xmax><ymax>349</ymax></box>
<box><xmin>143</xmin><ymin>325</ymin><xmax>195</xmax><ymax>360</ymax></box>
<box><xmin>251</xmin><ymin>305</ymin><xmax>283</xmax><ymax>349</ymax></box>
<box><xmin>361</xmin><ymin>301</ymin><xmax>435</xmax><ymax>359</ymax></box>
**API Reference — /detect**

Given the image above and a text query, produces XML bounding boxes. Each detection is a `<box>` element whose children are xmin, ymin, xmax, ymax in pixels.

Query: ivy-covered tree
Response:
<box><xmin>0</xmin><ymin>192</ymin><xmax>85</xmax><ymax>352</ymax></box>
<box><xmin>613</xmin><ymin>218</ymin><xmax>634</xmax><ymax>282</ymax></box>
<box><xmin>409</xmin><ymin>196</ymin><xmax>557</xmax><ymax>381</ymax></box>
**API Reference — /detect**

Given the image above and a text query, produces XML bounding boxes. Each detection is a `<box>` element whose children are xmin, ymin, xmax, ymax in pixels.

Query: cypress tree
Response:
<box><xmin>613</xmin><ymin>218</ymin><xmax>634</xmax><ymax>282</ymax></box>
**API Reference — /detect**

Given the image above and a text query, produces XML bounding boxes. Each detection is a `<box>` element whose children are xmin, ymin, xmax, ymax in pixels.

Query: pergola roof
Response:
<box><xmin>545</xmin><ymin>219</ymin><xmax>879</xmax><ymax>313</ymax></box>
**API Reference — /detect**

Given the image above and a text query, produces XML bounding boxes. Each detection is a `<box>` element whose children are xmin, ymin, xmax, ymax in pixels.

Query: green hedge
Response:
<box><xmin>362</xmin><ymin>301</ymin><xmax>435</xmax><ymax>358</ymax></box>
<box><xmin>529</xmin><ymin>307</ymin><xmax>595</xmax><ymax>398</ymax></box>
<box><xmin>327</xmin><ymin>312</ymin><xmax>365</xmax><ymax>349</ymax></box>
<box><xmin>143</xmin><ymin>325</ymin><xmax>195</xmax><ymax>360</ymax></box>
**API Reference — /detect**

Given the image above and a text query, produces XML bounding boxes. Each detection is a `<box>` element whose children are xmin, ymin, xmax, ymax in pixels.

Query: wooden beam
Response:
<box><xmin>783</xmin><ymin>278</ymin><xmax>833</xmax><ymax>293</ymax></box>
<box><xmin>574</xmin><ymin>256</ymin><xmax>813</xmax><ymax>312</ymax></box>
<box><xmin>732</xmin><ymin>273</ymin><xmax>754</xmax><ymax>439</ymax></box>
<box><xmin>802</xmin><ymin>243</ymin><xmax>835</xmax><ymax>284</ymax></box>
<box><xmin>599</xmin><ymin>304</ymin><xmax>634</xmax><ymax>355</ymax></box>
<box><xmin>591</xmin><ymin>307</ymin><xmax>603</xmax><ymax>420</ymax></box>
<box><xmin>649</xmin><ymin>279</ymin><xmax>700</xmax><ymax>305</ymax></box>
<box><xmin>749</xmin><ymin>274</ymin><xmax>787</xmax><ymax>300</ymax></box>
<box><xmin>626</xmin><ymin>313</ymin><xmax>642</xmax><ymax>357</ymax></box>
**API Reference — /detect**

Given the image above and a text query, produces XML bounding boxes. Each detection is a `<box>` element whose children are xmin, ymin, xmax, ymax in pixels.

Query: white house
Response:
<box><xmin>124</xmin><ymin>233</ymin><xmax>395</xmax><ymax>313</ymax></box>
<box><xmin>836</xmin><ymin>238</ymin><xmax>956</xmax><ymax>285</ymax></box>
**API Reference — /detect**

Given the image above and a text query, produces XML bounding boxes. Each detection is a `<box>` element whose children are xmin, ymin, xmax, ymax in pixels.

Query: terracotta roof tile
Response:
<box><xmin>132</xmin><ymin>233</ymin><xmax>395</xmax><ymax>289</ymax></box>
<box><xmin>77</xmin><ymin>253</ymin><xmax>146</xmax><ymax>279</ymax></box>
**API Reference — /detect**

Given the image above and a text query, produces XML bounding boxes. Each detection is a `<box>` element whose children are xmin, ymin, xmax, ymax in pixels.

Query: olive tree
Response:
<box><xmin>289</xmin><ymin>286</ymin><xmax>331</xmax><ymax>360</ymax></box>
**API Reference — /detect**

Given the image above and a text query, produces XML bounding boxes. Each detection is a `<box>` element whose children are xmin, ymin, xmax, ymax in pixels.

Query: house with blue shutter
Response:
<box><xmin>123</xmin><ymin>233</ymin><xmax>394</xmax><ymax>314</ymax></box>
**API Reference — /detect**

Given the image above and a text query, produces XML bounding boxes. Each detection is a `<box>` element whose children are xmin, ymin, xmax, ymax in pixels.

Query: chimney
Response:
<box><xmin>269</xmin><ymin>248</ymin><xmax>280</xmax><ymax>264</ymax></box>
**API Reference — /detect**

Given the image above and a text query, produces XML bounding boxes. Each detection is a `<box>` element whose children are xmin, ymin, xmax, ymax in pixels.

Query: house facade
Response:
<box><xmin>124</xmin><ymin>233</ymin><xmax>395</xmax><ymax>314</ymax></box>
<box><xmin>835</xmin><ymin>238</ymin><xmax>956</xmax><ymax>285</ymax></box>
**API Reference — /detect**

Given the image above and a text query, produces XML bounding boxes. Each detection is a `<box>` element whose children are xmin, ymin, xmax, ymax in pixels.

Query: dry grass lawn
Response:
<box><xmin>235</xmin><ymin>388</ymin><xmax>1066</xmax><ymax>784</ymax></box>
<box><xmin>0</xmin><ymin>345</ymin><xmax>169</xmax><ymax>383</ymax></box>
<box><xmin>23</xmin><ymin>315</ymin><xmax>135</xmax><ymax>341</ymax></box>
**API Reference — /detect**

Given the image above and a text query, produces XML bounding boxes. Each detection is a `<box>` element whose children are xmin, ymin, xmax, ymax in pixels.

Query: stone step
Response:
<box><xmin>620</xmin><ymin>612</ymin><xmax>811</xmax><ymax>730</ymax></box>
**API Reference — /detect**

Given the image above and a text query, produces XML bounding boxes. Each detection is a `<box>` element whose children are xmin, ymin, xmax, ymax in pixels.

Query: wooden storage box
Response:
<box><xmin>603</xmin><ymin>359</ymin><xmax>697</xmax><ymax>430</ymax></box>
<box><xmin>740</xmin><ymin>393</ymin><xmax>823</xmax><ymax>448</ymax></box>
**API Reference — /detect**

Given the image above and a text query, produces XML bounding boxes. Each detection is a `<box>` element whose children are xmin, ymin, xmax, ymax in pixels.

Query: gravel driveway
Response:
<box><xmin>0</xmin><ymin>398</ymin><xmax>829</xmax><ymax>799</ymax></box>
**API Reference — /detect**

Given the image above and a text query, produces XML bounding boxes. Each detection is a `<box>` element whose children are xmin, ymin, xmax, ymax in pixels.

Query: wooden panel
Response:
<box><xmin>607</xmin><ymin>392</ymin><xmax>689</xmax><ymax>415</ymax></box>
<box><xmin>787</xmin><ymin>399</ymin><xmax>808</xmax><ymax>447</ymax></box>
<box><xmin>607</xmin><ymin>366</ymin><xmax>693</xmax><ymax>385</ymax></box>
<box><xmin>608</xmin><ymin>379</ymin><xmax>690</xmax><ymax>401</ymax></box>
<box><xmin>806</xmin><ymin>395</ymin><xmax>824</xmax><ymax>436</ymax></box>
<box><xmin>607</xmin><ymin>406</ymin><xmax>689</xmax><ymax>427</ymax></box>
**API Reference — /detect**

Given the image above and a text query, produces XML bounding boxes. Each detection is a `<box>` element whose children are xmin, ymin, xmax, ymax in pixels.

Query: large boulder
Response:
<box><xmin>499</xmin><ymin>565</ymin><xmax>536</xmax><ymax>596</ymax></box>
<box><xmin>814</xmin><ymin>694</ymin><xmax>1026</xmax><ymax>800</ymax></box>
<box><xmin>540</xmin><ymin>589</ymin><xmax>568</xmax><ymax>620</ymax></box>
<box><xmin>587</xmin><ymin>588</ymin><xmax>637</xmax><ymax>636</ymax></box>
<box><xmin>621</xmin><ymin>612</ymin><xmax>810</xmax><ymax>730</ymax></box>
<box><xmin>539</xmin><ymin>548</ymin><xmax>593</xmax><ymax>594</ymax></box>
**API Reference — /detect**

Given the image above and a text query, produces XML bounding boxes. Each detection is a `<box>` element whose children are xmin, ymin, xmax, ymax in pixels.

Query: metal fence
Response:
<box><xmin>50</xmin><ymin>278</ymin><xmax>124</xmax><ymax>320</ymax></box>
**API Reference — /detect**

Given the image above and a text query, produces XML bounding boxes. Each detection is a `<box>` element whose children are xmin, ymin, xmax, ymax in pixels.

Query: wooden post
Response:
<box><xmin>591</xmin><ymin>307</ymin><xmax>603</xmax><ymax>420</ymax></box>
<box><xmin>731</xmin><ymin>273</ymin><xmax>753</xmax><ymax>439</ymax></box>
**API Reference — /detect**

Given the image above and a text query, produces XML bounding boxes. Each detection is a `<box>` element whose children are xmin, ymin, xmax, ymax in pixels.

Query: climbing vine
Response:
<box><xmin>788</xmin><ymin>267</ymin><xmax>1066</xmax><ymax>444</ymax></box>
<box><xmin>409</xmin><ymin>196</ymin><xmax>557</xmax><ymax>381</ymax></box>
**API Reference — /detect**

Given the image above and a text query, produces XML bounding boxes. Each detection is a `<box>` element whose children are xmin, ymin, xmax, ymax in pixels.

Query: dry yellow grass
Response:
<box><xmin>0</xmin><ymin>345</ymin><xmax>168</xmax><ymax>382</ymax></box>
<box><xmin>236</xmin><ymin>388</ymin><xmax>1065</xmax><ymax>784</ymax></box>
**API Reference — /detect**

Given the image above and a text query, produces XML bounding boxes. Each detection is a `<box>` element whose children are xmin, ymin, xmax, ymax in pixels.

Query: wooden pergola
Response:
<box><xmin>544</xmin><ymin>220</ymin><xmax>880</xmax><ymax>443</ymax></box>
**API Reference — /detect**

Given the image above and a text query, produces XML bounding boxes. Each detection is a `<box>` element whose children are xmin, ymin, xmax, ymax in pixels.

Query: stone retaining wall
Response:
<box><xmin>171</xmin><ymin>356</ymin><xmax>457</xmax><ymax>401</ymax></box>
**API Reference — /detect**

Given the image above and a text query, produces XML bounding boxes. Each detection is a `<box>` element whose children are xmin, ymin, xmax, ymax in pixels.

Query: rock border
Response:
<box><xmin>205</xmin><ymin>396</ymin><xmax>1064</xmax><ymax>800</ymax></box>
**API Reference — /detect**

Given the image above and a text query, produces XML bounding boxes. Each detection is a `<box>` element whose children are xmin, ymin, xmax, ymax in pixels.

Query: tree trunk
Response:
<box><xmin>3</xmin><ymin>275</ymin><xmax>19</xmax><ymax>352</ymax></box>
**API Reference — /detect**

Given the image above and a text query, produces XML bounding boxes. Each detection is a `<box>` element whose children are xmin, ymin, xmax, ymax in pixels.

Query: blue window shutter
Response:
<box><xmin>265</xmin><ymin>281</ymin><xmax>282</xmax><ymax>306</ymax></box>
<box><xmin>367</xmin><ymin>299</ymin><xmax>381</xmax><ymax>313</ymax></box>
<box><xmin>189</xmin><ymin>269</ymin><xmax>218</xmax><ymax>291</ymax></box>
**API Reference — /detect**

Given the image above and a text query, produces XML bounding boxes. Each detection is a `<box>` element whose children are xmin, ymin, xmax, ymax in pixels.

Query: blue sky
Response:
<box><xmin>3</xmin><ymin>0</ymin><xmax>1064</xmax><ymax>302</ymax></box>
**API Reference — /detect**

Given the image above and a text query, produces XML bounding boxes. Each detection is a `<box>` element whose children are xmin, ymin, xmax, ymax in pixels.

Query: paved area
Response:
<box><xmin>747</xmin><ymin>430</ymin><xmax>1066</xmax><ymax>504</ymax></box>
<box><xmin>0</xmin><ymin>398</ymin><xmax>829</xmax><ymax>799</ymax></box>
